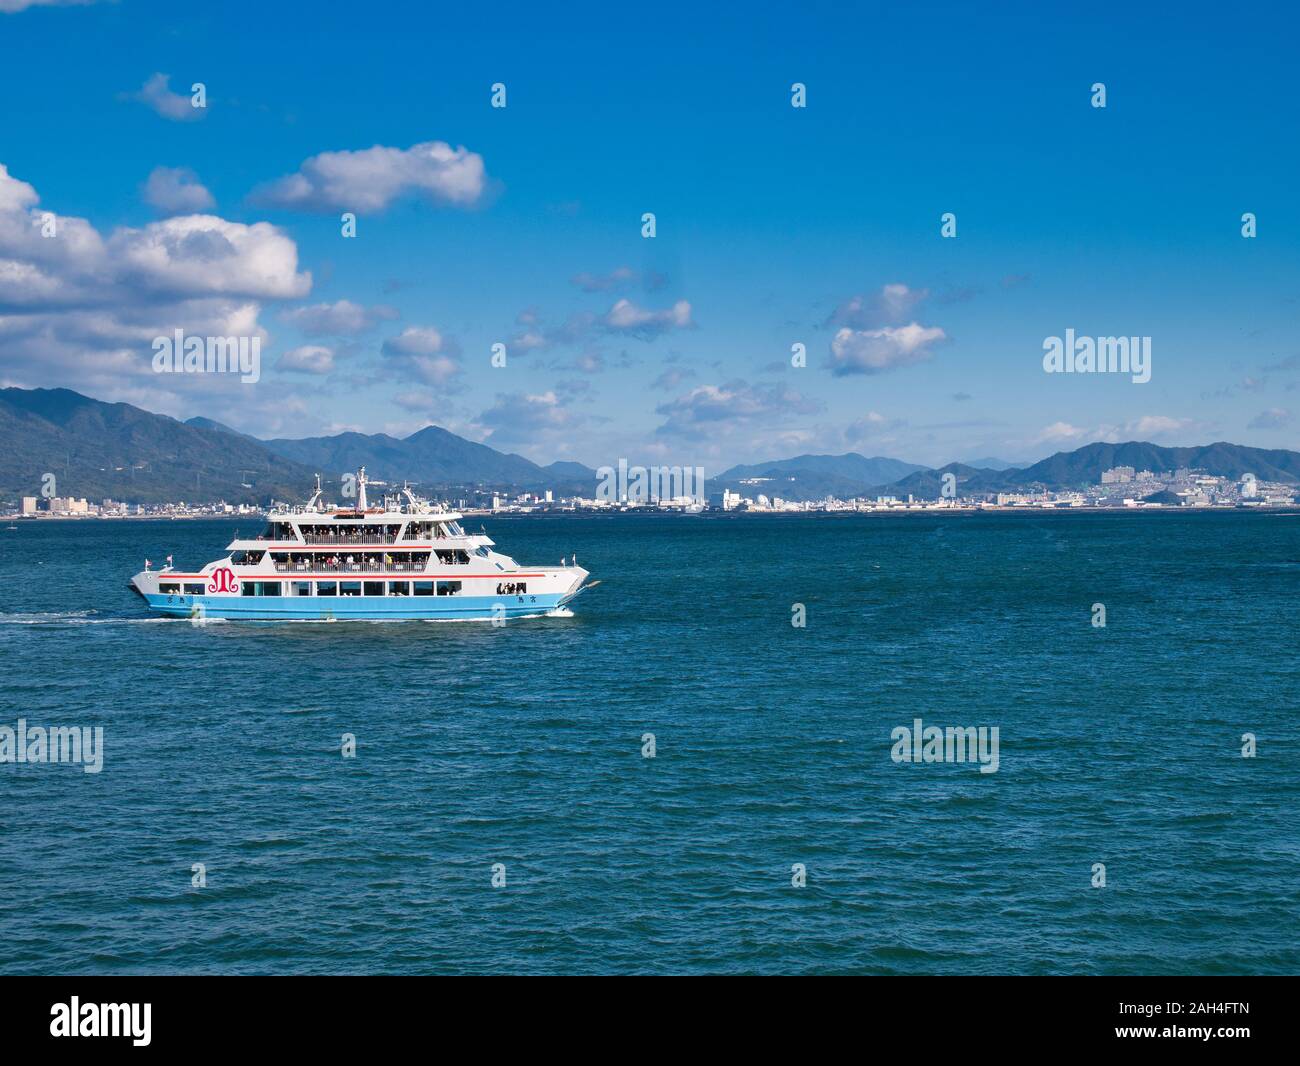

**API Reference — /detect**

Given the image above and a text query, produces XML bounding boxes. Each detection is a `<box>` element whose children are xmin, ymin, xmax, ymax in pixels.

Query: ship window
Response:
<box><xmin>185</xmin><ymin>583</ymin><xmax>205</xmax><ymax>595</ymax></box>
<box><xmin>413</xmin><ymin>581</ymin><xmax>435</xmax><ymax>596</ymax></box>
<box><xmin>160</xmin><ymin>582</ymin><xmax>180</xmax><ymax>593</ymax></box>
<box><xmin>388</xmin><ymin>581</ymin><xmax>409</xmax><ymax>596</ymax></box>
<box><xmin>436</xmin><ymin>581</ymin><xmax>462</xmax><ymax>596</ymax></box>
<box><xmin>240</xmin><ymin>581</ymin><xmax>280</xmax><ymax>596</ymax></box>
<box><xmin>291</xmin><ymin>581</ymin><xmax>312</xmax><ymax>597</ymax></box>
<box><xmin>363</xmin><ymin>581</ymin><xmax>385</xmax><ymax>596</ymax></box>
<box><xmin>340</xmin><ymin>581</ymin><xmax>361</xmax><ymax>596</ymax></box>
<box><xmin>316</xmin><ymin>581</ymin><xmax>338</xmax><ymax>597</ymax></box>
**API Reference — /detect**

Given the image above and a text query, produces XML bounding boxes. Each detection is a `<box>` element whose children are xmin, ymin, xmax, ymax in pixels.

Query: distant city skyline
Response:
<box><xmin>1</xmin><ymin>0</ymin><xmax>1297</xmax><ymax>470</ymax></box>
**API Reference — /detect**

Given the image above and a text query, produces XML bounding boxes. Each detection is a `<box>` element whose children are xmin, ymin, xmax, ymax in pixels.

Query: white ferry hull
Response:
<box><xmin>131</xmin><ymin>568</ymin><xmax>591</xmax><ymax>622</ymax></box>
<box><xmin>136</xmin><ymin>589</ymin><xmax>576</xmax><ymax>621</ymax></box>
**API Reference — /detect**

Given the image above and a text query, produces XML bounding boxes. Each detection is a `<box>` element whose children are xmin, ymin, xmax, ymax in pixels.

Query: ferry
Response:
<box><xmin>129</xmin><ymin>469</ymin><xmax>595</xmax><ymax>621</ymax></box>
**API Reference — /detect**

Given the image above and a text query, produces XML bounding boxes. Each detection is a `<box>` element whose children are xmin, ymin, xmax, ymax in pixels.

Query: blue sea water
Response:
<box><xmin>1</xmin><ymin>510</ymin><xmax>1297</xmax><ymax>975</ymax></box>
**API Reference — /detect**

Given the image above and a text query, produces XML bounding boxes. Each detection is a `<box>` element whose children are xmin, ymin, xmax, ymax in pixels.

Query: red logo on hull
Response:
<box><xmin>208</xmin><ymin>567</ymin><xmax>240</xmax><ymax>594</ymax></box>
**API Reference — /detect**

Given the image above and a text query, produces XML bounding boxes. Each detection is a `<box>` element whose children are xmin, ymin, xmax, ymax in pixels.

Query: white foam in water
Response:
<box><xmin>0</xmin><ymin>611</ymin><xmax>169</xmax><ymax>625</ymax></box>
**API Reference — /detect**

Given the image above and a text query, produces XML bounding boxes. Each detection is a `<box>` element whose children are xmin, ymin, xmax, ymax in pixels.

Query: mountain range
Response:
<box><xmin>901</xmin><ymin>442</ymin><xmax>1300</xmax><ymax>497</ymax></box>
<box><xmin>713</xmin><ymin>453</ymin><xmax>926</xmax><ymax>500</ymax></box>
<box><xmin>712</xmin><ymin>442</ymin><xmax>1300</xmax><ymax>500</ymax></box>
<box><xmin>0</xmin><ymin>388</ymin><xmax>599</xmax><ymax>504</ymax></box>
<box><xmin>0</xmin><ymin>388</ymin><xmax>313</xmax><ymax>504</ymax></box>
<box><xmin>0</xmin><ymin>387</ymin><xmax>1295</xmax><ymax>505</ymax></box>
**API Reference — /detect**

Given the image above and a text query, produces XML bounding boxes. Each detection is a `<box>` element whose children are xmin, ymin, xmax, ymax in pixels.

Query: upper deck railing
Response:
<box><xmin>266</xmin><ymin>504</ymin><xmax>461</xmax><ymax>519</ymax></box>
<box><xmin>300</xmin><ymin>533</ymin><xmax>398</xmax><ymax>546</ymax></box>
<box><xmin>273</xmin><ymin>560</ymin><xmax>428</xmax><ymax>574</ymax></box>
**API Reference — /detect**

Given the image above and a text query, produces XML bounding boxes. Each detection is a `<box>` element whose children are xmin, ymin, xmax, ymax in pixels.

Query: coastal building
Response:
<box><xmin>38</xmin><ymin>496</ymin><xmax>91</xmax><ymax>514</ymax></box>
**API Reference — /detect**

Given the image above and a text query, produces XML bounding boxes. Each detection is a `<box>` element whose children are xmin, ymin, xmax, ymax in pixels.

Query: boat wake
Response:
<box><xmin>0</xmin><ymin>611</ymin><xmax>169</xmax><ymax>626</ymax></box>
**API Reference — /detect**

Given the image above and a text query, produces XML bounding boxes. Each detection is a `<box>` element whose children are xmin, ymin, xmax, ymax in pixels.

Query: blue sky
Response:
<box><xmin>0</xmin><ymin>0</ymin><xmax>1297</xmax><ymax>470</ymax></box>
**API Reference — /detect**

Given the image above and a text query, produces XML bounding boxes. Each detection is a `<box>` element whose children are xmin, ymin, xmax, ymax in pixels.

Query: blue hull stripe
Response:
<box><xmin>144</xmin><ymin>593</ymin><xmax>566</xmax><ymax>621</ymax></box>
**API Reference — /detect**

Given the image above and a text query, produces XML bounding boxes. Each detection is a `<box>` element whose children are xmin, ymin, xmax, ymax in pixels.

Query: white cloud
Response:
<box><xmin>1033</xmin><ymin>415</ymin><xmax>1200</xmax><ymax>446</ymax></box>
<box><xmin>572</xmin><ymin>266</ymin><xmax>636</xmax><ymax>292</ymax></box>
<box><xmin>563</xmin><ymin>351</ymin><xmax>605</xmax><ymax>374</ymax></box>
<box><xmin>603</xmin><ymin>297</ymin><xmax>691</xmax><ymax>338</ymax></box>
<box><xmin>507</xmin><ymin>310</ymin><xmax>595</xmax><ymax>352</ymax></box>
<box><xmin>0</xmin><ymin>168</ymin><xmax>309</xmax><ymax>309</ymax></box>
<box><xmin>1</xmin><ymin>0</ymin><xmax>97</xmax><ymax>13</ymax></box>
<box><xmin>570</xmin><ymin>266</ymin><xmax>666</xmax><ymax>293</ymax></box>
<box><xmin>0</xmin><ymin>160</ymin><xmax>311</xmax><ymax>402</ymax></box>
<box><xmin>253</xmin><ymin>141</ymin><xmax>488</xmax><ymax>212</ymax></box>
<box><xmin>1034</xmin><ymin>421</ymin><xmax>1089</xmax><ymax>444</ymax></box>
<box><xmin>654</xmin><ymin>379</ymin><xmax>822</xmax><ymax>440</ymax></box>
<box><xmin>828</xmin><ymin>322</ymin><xmax>946</xmax><ymax>375</ymax></box>
<box><xmin>142</xmin><ymin>166</ymin><xmax>215</xmax><ymax>215</ymax></box>
<box><xmin>827</xmin><ymin>282</ymin><xmax>928</xmax><ymax>329</ymax></box>
<box><xmin>511</xmin><ymin>330</ymin><xmax>547</xmax><ymax>351</ymax></box>
<box><xmin>278</xmin><ymin>345</ymin><xmax>335</xmax><ymax>374</ymax></box>
<box><xmin>383</xmin><ymin>326</ymin><xmax>446</xmax><ymax>357</ymax></box>
<box><xmin>109</xmin><ymin>215</ymin><xmax>310</xmax><ymax>301</ymax></box>
<box><xmin>506</xmin><ymin>296</ymin><xmax>691</xmax><ymax>354</ymax></box>
<box><xmin>129</xmin><ymin>73</ymin><xmax>204</xmax><ymax>122</ymax></box>
<box><xmin>1248</xmin><ymin>407</ymin><xmax>1290</xmax><ymax>430</ymax></box>
<box><xmin>845</xmin><ymin>410</ymin><xmax>905</xmax><ymax>443</ymax></box>
<box><xmin>393</xmin><ymin>388</ymin><xmax>440</xmax><ymax>413</ymax></box>
<box><xmin>380</xmin><ymin>326</ymin><xmax>462</xmax><ymax>388</ymax></box>
<box><xmin>652</xmin><ymin>366</ymin><xmax>695</xmax><ymax>391</ymax></box>
<box><xmin>475</xmin><ymin>390</ymin><xmax>584</xmax><ymax>446</ymax></box>
<box><xmin>280</xmin><ymin>299</ymin><xmax>398</xmax><ymax>336</ymax></box>
<box><xmin>823</xmin><ymin>283</ymin><xmax>947</xmax><ymax>375</ymax></box>
<box><xmin>0</xmin><ymin>164</ymin><xmax>38</xmax><ymax>212</ymax></box>
<box><xmin>1125</xmin><ymin>415</ymin><xmax>1193</xmax><ymax>438</ymax></box>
